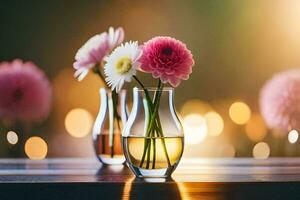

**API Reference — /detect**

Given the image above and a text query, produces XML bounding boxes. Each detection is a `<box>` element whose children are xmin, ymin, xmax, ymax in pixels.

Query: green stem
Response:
<box><xmin>143</xmin><ymin>83</ymin><xmax>161</xmax><ymax>169</ymax></box>
<box><xmin>134</xmin><ymin>76</ymin><xmax>154</xmax><ymax>168</ymax></box>
<box><xmin>139</xmin><ymin>137</ymin><xmax>150</xmax><ymax>167</ymax></box>
<box><xmin>152</xmin><ymin>131</ymin><xmax>156</xmax><ymax>169</ymax></box>
<box><xmin>146</xmin><ymin>137</ymin><xmax>151</xmax><ymax>169</ymax></box>
<box><xmin>133</xmin><ymin>75</ymin><xmax>145</xmax><ymax>89</ymax></box>
<box><xmin>151</xmin><ymin>84</ymin><xmax>171</xmax><ymax>167</ymax></box>
<box><xmin>155</xmin><ymin>120</ymin><xmax>171</xmax><ymax>167</ymax></box>
<box><xmin>134</xmin><ymin>77</ymin><xmax>171</xmax><ymax>168</ymax></box>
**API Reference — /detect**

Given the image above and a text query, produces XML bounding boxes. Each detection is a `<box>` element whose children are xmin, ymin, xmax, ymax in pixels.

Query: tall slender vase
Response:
<box><xmin>93</xmin><ymin>88</ymin><xmax>128</xmax><ymax>165</ymax></box>
<box><xmin>123</xmin><ymin>87</ymin><xmax>184</xmax><ymax>177</ymax></box>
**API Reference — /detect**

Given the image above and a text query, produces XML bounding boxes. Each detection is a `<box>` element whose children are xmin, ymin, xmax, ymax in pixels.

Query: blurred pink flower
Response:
<box><xmin>73</xmin><ymin>27</ymin><xmax>124</xmax><ymax>81</ymax></box>
<box><xmin>0</xmin><ymin>59</ymin><xmax>52</xmax><ymax>123</ymax></box>
<box><xmin>140</xmin><ymin>36</ymin><xmax>194</xmax><ymax>87</ymax></box>
<box><xmin>260</xmin><ymin>69</ymin><xmax>300</xmax><ymax>132</ymax></box>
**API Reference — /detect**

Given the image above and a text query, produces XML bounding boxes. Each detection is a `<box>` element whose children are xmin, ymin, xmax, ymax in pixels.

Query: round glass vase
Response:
<box><xmin>93</xmin><ymin>88</ymin><xmax>128</xmax><ymax>165</ymax></box>
<box><xmin>123</xmin><ymin>87</ymin><xmax>184</xmax><ymax>178</ymax></box>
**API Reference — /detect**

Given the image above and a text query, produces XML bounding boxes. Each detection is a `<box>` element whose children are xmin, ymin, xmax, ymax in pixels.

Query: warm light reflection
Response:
<box><xmin>25</xmin><ymin>136</ymin><xmax>48</xmax><ymax>160</ymax></box>
<box><xmin>288</xmin><ymin>129</ymin><xmax>298</xmax><ymax>144</ymax></box>
<box><xmin>229</xmin><ymin>101</ymin><xmax>251</xmax><ymax>125</ymax></box>
<box><xmin>65</xmin><ymin>108</ymin><xmax>93</xmax><ymax>138</ymax></box>
<box><xmin>6</xmin><ymin>131</ymin><xmax>18</xmax><ymax>145</ymax></box>
<box><xmin>180</xmin><ymin>99</ymin><xmax>211</xmax><ymax>117</ymax></box>
<box><xmin>252</xmin><ymin>142</ymin><xmax>270</xmax><ymax>159</ymax></box>
<box><xmin>122</xmin><ymin>177</ymin><xmax>134</xmax><ymax>200</ymax></box>
<box><xmin>177</xmin><ymin>182</ymin><xmax>191</xmax><ymax>200</ymax></box>
<box><xmin>245</xmin><ymin>113</ymin><xmax>267</xmax><ymax>142</ymax></box>
<box><xmin>204</xmin><ymin>111</ymin><xmax>224</xmax><ymax>136</ymax></box>
<box><xmin>183</xmin><ymin>114</ymin><xmax>207</xmax><ymax>145</ymax></box>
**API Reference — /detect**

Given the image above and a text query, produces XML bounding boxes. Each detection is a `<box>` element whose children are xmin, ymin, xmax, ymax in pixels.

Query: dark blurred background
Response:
<box><xmin>0</xmin><ymin>0</ymin><xmax>300</xmax><ymax>158</ymax></box>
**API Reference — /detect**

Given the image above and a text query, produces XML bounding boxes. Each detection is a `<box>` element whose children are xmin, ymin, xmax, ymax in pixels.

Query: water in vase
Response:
<box><xmin>123</xmin><ymin>136</ymin><xmax>184</xmax><ymax>176</ymax></box>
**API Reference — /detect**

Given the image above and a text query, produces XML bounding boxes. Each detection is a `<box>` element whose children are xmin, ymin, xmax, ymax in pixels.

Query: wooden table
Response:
<box><xmin>0</xmin><ymin>158</ymin><xmax>300</xmax><ymax>200</ymax></box>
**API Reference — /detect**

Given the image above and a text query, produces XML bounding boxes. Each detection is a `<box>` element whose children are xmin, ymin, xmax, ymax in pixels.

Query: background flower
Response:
<box><xmin>140</xmin><ymin>36</ymin><xmax>194</xmax><ymax>87</ymax></box>
<box><xmin>73</xmin><ymin>27</ymin><xmax>124</xmax><ymax>81</ymax></box>
<box><xmin>104</xmin><ymin>41</ymin><xmax>142</xmax><ymax>92</ymax></box>
<box><xmin>260</xmin><ymin>69</ymin><xmax>300</xmax><ymax>132</ymax></box>
<box><xmin>0</xmin><ymin>59</ymin><xmax>52</xmax><ymax>123</ymax></box>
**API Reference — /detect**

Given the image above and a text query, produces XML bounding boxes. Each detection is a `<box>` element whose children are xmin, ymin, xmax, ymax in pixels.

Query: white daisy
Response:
<box><xmin>104</xmin><ymin>41</ymin><xmax>142</xmax><ymax>92</ymax></box>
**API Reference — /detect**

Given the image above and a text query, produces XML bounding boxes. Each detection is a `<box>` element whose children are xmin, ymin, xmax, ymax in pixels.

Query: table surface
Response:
<box><xmin>0</xmin><ymin>158</ymin><xmax>300</xmax><ymax>200</ymax></box>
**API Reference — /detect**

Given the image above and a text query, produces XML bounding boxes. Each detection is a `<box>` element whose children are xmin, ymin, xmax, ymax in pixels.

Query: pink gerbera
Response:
<box><xmin>140</xmin><ymin>36</ymin><xmax>194</xmax><ymax>87</ymax></box>
<box><xmin>0</xmin><ymin>59</ymin><xmax>52</xmax><ymax>123</ymax></box>
<box><xmin>259</xmin><ymin>69</ymin><xmax>300</xmax><ymax>132</ymax></box>
<box><xmin>73</xmin><ymin>27</ymin><xmax>124</xmax><ymax>81</ymax></box>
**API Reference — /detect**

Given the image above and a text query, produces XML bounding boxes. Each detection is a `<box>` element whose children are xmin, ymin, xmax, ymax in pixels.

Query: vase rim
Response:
<box><xmin>133</xmin><ymin>87</ymin><xmax>174</xmax><ymax>92</ymax></box>
<box><xmin>99</xmin><ymin>87</ymin><xmax>126</xmax><ymax>93</ymax></box>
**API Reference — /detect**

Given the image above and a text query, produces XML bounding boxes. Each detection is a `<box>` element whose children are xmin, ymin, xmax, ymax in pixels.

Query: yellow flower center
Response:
<box><xmin>115</xmin><ymin>57</ymin><xmax>132</xmax><ymax>74</ymax></box>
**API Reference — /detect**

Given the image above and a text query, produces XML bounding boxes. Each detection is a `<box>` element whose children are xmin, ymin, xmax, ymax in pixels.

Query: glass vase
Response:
<box><xmin>93</xmin><ymin>88</ymin><xmax>128</xmax><ymax>165</ymax></box>
<box><xmin>123</xmin><ymin>87</ymin><xmax>184</xmax><ymax>178</ymax></box>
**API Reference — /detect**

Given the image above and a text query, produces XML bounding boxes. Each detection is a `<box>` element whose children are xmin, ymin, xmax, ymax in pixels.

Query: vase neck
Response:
<box><xmin>123</xmin><ymin>87</ymin><xmax>183</xmax><ymax>138</ymax></box>
<box><xmin>132</xmin><ymin>87</ymin><xmax>175</xmax><ymax>113</ymax></box>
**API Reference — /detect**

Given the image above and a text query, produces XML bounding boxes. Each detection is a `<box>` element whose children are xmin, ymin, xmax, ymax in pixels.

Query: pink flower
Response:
<box><xmin>0</xmin><ymin>59</ymin><xmax>52</xmax><ymax>123</ymax></box>
<box><xmin>140</xmin><ymin>36</ymin><xmax>194</xmax><ymax>87</ymax></box>
<box><xmin>259</xmin><ymin>69</ymin><xmax>300</xmax><ymax>132</ymax></box>
<box><xmin>73</xmin><ymin>27</ymin><xmax>124</xmax><ymax>81</ymax></box>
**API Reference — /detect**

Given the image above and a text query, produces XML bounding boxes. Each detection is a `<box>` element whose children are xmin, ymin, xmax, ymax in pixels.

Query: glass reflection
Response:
<box><xmin>122</xmin><ymin>177</ymin><xmax>182</xmax><ymax>200</ymax></box>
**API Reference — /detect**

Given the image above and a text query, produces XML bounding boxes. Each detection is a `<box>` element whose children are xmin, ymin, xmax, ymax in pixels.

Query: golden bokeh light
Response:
<box><xmin>183</xmin><ymin>114</ymin><xmax>207</xmax><ymax>145</ymax></box>
<box><xmin>65</xmin><ymin>108</ymin><xmax>94</xmax><ymax>138</ymax></box>
<box><xmin>245</xmin><ymin>113</ymin><xmax>267</xmax><ymax>142</ymax></box>
<box><xmin>273</xmin><ymin>1</ymin><xmax>300</xmax><ymax>43</ymax></box>
<box><xmin>25</xmin><ymin>137</ymin><xmax>48</xmax><ymax>160</ymax></box>
<box><xmin>288</xmin><ymin>130</ymin><xmax>298</xmax><ymax>144</ymax></box>
<box><xmin>229</xmin><ymin>101</ymin><xmax>251</xmax><ymax>125</ymax></box>
<box><xmin>252</xmin><ymin>142</ymin><xmax>270</xmax><ymax>159</ymax></box>
<box><xmin>204</xmin><ymin>111</ymin><xmax>224</xmax><ymax>136</ymax></box>
<box><xmin>180</xmin><ymin>99</ymin><xmax>211</xmax><ymax>117</ymax></box>
<box><xmin>6</xmin><ymin>131</ymin><xmax>18</xmax><ymax>145</ymax></box>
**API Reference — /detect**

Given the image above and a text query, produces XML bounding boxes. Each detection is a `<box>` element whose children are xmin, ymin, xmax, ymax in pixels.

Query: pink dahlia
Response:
<box><xmin>260</xmin><ymin>69</ymin><xmax>300</xmax><ymax>132</ymax></box>
<box><xmin>140</xmin><ymin>36</ymin><xmax>194</xmax><ymax>87</ymax></box>
<box><xmin>0</xmin><ymin>59</ymin><xmax>52</xmax><ymax>123</ymax></box>
<box><xmin>73</xmin><ymin>27</ymin><xmax>124</xmax><ymax>81</ymax></box>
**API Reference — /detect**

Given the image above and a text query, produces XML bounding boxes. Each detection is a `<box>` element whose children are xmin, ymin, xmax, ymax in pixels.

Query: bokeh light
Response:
<box><xmin>273</xmin><ymin>1</ymin><xmax>300</xmax><ymax>42</ymax></box>
<box><xmin>245</xmin><ymin>113</ymin><xmax>267</xmax><ymax>142</ymax></box>
<box><xmin>65</xmin><ymin>108</ymin><xmax>93</xmax><ymax>138</ymax></box>
<box><xmin>229</xmin><ymin>102</ymin><xmax>251</xmax><ymax>125</ymax></box>
<box><xmin>180</xmin><ymin>99</ymin><xmax>211</xmax><ymax>117</ymax></box>
<box><xmin>25</xmin><ymin>136</ymin><xmax>48</xmax><ymax>160</ymax></box>
<box><xmin>204</xmin><ymin>111</ymin><xmax>224</xmax><ymax>136</ymax></box>
<box><xmin>6</xmin><ymin>131</ymin><xmax>18</xmax><ymax>145</ymax></box>
<box><xmin>288</xmin><ymin>129</ymin><xmax>299</xmax><ymax>144</ymax></box>
<box><xmin>183</xmin><ymin>114</ymin><xmax>207</xmax><ymax>145</ymax></box>
<box><xmin>252</xmin><ymin>142</ymin><xmax>270</xmax><ymax>159</ymax></box>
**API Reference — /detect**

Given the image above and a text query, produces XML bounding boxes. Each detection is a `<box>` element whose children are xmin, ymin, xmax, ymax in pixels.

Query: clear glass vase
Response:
<box><xmin>123</xmin><ymin>87</ymin><xmax>184</xmax><ymax>177</ymax></box>
<box><xmin>93</xmin><ymin>88</ymin><xmax>128</xmax><ymax>165</ymax></box>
